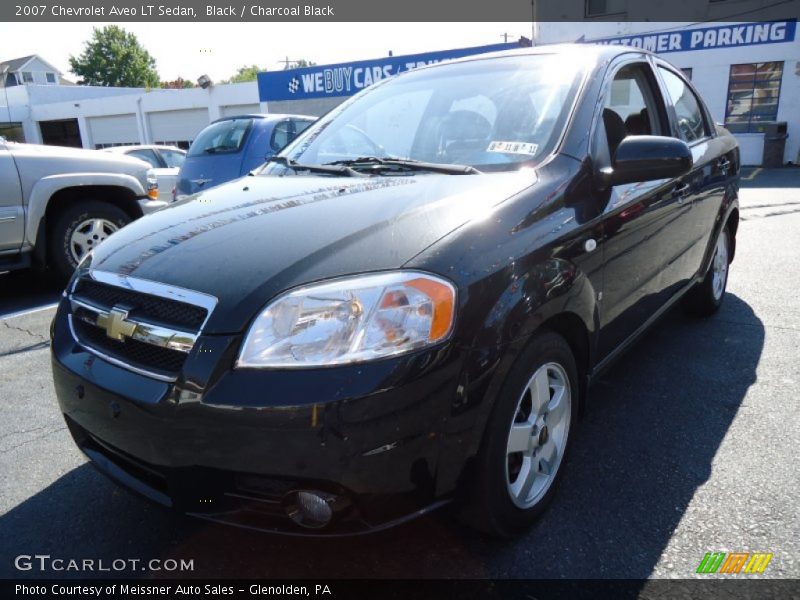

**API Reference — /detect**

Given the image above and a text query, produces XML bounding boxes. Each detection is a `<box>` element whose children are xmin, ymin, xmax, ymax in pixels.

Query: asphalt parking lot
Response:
<box><xmin>0</xmin><ymin>168</ymin><xmax>798</xmax><ymax>580</ymax></box>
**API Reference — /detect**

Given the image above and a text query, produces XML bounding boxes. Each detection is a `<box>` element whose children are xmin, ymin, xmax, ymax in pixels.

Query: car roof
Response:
<box><xmin>210</xmin><ymin>113</ymin><xmax>316</xmax><ymax>124</ymax></box>
<box><xmin>104</xmin><ymin>144</ymin><xmax>184</xmax><ymax>153</ymax></box>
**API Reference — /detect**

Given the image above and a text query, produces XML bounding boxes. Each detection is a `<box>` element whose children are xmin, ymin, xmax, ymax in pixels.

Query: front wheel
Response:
<box><xmin>683</xmin><ymin>226</ymin><xmax>731</xmax><ymax>317</ymax></box>
<box><xmin>462</xmin><ymin>331</ymin><xmax>578</xmax><ymax>537</ymax></box>
<box><xmin>48</xmin><ymin>201</ymin><xmax>131</xmax><ymax>281</ymax></box>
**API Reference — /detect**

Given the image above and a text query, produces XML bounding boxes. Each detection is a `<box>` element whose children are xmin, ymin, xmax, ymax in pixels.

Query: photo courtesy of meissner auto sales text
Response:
<box><xmin>1</xmin><ymin>0</ymin><xmax>799</xmax><ymax>598</ymax></box>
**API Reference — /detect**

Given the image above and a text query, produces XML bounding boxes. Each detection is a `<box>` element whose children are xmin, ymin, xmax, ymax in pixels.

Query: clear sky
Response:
<box><xmin>0</xmin><ymin>22</ymin><xmax>534</xmax><ymax>83</ymax></box>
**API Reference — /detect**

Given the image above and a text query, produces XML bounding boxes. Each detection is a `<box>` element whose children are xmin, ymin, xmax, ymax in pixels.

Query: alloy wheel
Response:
<box><xmin>505</xmin><ymin>362</ymin><xmax>572</xmax><ymax>509</ymax></box>
<box><xmin>69</xmin><ymin>218</ymin><xmax>119</xmax><ymax>263</ymax></box>
<box><xmin>711</xmin><ymin>232</ymin><xmax>729</xmax><ymax>301</ymax></box>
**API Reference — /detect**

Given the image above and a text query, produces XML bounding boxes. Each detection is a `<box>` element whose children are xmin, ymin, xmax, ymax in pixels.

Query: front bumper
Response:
<box><xmin>137</xmin><ymin>197</ymin><xmax>170</xmax><ymax>214</ymax></box>
<box><xmin>51</xmin><ymin>301</ymin><xmax>467</xmax><ymax>535</ymax></box>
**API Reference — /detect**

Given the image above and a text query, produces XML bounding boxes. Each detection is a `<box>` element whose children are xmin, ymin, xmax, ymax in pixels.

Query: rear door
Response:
<box><xmin>593</xmin><ymin>58</ymin><xmax>696</xmax><ymax>361</ymax></box>
<box><xmin>0</xmin><ymin>144</ymin><xmax>24</xmax><ymax>252</ymax></box>
<box><xmin>654</xmin><ymin>63</ymin><xmax>730</xmax><ymax>281</ymax></box>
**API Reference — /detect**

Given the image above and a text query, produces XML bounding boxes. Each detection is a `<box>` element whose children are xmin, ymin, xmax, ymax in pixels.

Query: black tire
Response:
<box><xmin>461</xmin><ymin>331</ymin><xmax>579</xmax><ymax>537</ymax></box>
<box><xmin>683</xmin><ymin>226</ymin><xmax>731</xmax><ymax>317</ymax></box>
<box><xmin>48</xmin><ymin>201</ymin><xmax>131</xmax><ymax>281</ymax></box>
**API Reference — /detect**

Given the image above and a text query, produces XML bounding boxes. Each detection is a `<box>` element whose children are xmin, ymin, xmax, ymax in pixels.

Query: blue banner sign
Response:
<box><xmin>583</xmin><ymin>19</ymin><xmax>796</xmax><ymax>54</ymax></box>
<box><xmin>258</xmin><ymin>42</ymin><xmax>522</xmax><ymax>102</ymax></box>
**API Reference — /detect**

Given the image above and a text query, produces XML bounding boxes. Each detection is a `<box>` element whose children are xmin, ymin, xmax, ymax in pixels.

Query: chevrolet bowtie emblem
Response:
<box><xmin>96</xmin><ymin>306</ymin><xmax>137</xmax><ymax>341</ymax></box>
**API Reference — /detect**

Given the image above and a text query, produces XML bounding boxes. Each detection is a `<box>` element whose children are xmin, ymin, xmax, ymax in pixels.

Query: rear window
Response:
<box><xmin>188</xmin><ymin>118</ymin><xmax>252</xmax><ymax>157</ymax></box>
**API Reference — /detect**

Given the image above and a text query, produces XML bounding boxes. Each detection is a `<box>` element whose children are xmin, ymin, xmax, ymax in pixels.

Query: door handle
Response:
<box><xmin>672</xmin><ymin>182</ymin><xmax>691</xmax><ymax>204</ymax></box>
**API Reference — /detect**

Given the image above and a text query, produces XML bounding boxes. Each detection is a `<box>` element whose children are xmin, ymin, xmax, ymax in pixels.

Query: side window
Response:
<box><xmin>127</xmin><ymin>149</ymin><xmax>161</xmax><ymax>169</ymax></box>
<box><xmin>293</xmin><ymin>119</ymin><xmax>314</xmax><ymax>136</ymax></box>
<box><xmin>658</xmin><ymin>67</ymin><xmax>709</xmax><ymax>143</ymax></box>
<box><xmin>316</xmin><ymin>124</ymin><xmax>382</xmax><ymax>161</ymax></box>
<box><xmin>160</xmin><ymin>149</ymin><xmax>185</xmax><ymax>168</ymax></box>
<box><xmin>592</xmin><ymin>63</ymin><xmax>664</xmax><ymax>168</ymax></box>
<box><xmin>270</xmin><ymin>120</ymin><xmax>294</xmax><ymax>153</ymax></box>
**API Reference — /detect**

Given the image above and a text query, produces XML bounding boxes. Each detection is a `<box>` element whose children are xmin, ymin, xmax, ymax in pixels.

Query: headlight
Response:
<box><xmin>146</xmin><ymin>173</ymin><xmax>159</xmax><ymax>200</ymax></box>
<box><xmin>237</xmin><ymin>271</ymin><xmax>456</xmax><ymax>368</ymax></box>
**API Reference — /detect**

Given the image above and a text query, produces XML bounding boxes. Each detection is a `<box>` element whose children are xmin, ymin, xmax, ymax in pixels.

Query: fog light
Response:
<box><xmin>286</xmin><ymin>490</ymin><xmax>334</xmax><ymax>528</ymax></box>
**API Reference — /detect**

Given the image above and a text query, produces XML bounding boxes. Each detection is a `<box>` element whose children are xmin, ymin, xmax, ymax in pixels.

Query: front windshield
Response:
<box><xmin>274</xmin><ymin>54</ymin><xmax>585</xmax><ymax>173</ymax></box>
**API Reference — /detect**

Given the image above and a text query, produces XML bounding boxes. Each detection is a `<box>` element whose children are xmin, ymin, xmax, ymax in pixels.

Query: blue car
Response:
<box><xmin>175</xmin><ymin>114</ymin><xmax>315</xmax><ymax>199</ymax></box>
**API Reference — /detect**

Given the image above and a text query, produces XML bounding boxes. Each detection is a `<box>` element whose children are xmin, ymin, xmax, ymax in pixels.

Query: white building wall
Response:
<box><xmin>87</xmin><ymin>114</ymin><xmax>139</xmax><ymax>145</ymax></box>
<box><xmin>2</xmin><ymin>81</ymin><xmax>261</xmax><ymax>149</ymax></box>
<box><xmin>220</xmin><ymin>103</ymin><xmax>261</xmax><ymax>117</ymax></box>
<box><xmin>147</xmin><ymin>108</ymin><xmax>209</xmax><ymax>144</ymax></box>
<box><xmin>537</xmin><ymin>22</ymin><xmax>800</xmax><ymax>165</ymax></box>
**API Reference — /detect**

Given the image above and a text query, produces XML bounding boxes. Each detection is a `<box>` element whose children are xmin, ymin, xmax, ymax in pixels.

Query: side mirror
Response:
<box><xmin>599</xmin><ymin>135</ymin><xmax>692</xmax><ymax>187</ymax></box>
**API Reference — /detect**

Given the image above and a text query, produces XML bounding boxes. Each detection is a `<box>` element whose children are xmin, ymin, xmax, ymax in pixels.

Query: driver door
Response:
<box><xmin>0</xmin><ymin>145</ymin><xmax>24</xmax><ymax>253</ymax></box>
<box><xmin>594</xmin><ymin>59</ymin><xmax>696</xmax><ymax>362</ymax></box>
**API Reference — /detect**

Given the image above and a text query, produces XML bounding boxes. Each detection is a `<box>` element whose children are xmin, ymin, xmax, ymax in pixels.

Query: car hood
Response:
<box><xmin>89</xmin><ymin>171</ymin><xmax>537</xmax><ymax>333</ymax></box>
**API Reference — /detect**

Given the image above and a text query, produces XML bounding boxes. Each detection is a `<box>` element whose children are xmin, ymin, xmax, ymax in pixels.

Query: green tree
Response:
<box><xmin>69</xmin><ymin>25</ymin><xmax>159</xmax><ymax>88</ymax></box>
<box><xmin>223</xmin><ymin>65</ymin><xmax>264</xmax><ymax>84</ymax></box>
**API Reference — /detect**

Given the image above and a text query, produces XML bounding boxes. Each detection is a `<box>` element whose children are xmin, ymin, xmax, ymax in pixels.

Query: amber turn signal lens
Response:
<box><xmin>407</xmin><ymin>277</ymin><xmax>455</xmax><ymax>342</ymax></box>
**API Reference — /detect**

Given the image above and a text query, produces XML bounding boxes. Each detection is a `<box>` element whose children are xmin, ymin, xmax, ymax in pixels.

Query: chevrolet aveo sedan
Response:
<box><xmin>51</xmin><ymin>45</ymin><xmax>739</xmax><ymax>537</ymax></box>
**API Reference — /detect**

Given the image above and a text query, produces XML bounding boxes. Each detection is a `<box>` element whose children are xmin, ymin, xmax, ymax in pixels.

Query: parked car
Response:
<box><xmin>0</xmin><ymin>139</ymin><xmax>160</xmax><ymax>280</ymax></box>
<box><xmin>103</xmin><ymin>145</ymin><xmax>186</xmax><ymax>204</ymax></box>
<box><xmin>174</xmin><ymin>114</ymin><xmax>315</xmax><ymax>199</ymax></box>
<box><xmin>51</xmin><ymin>45</ymin><xmax>739</xmax><ymax>537</ymax></box>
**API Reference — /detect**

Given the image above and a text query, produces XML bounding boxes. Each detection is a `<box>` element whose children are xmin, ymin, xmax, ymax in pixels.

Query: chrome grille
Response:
<box><xmin>73</xmin><ymin>278</ymin><xmax>207</xmax><ymax>330</ymax></box>
<box><xmin>67</xmin><ymin>271</ymin><xmax>218</xmax><ymax>382</ymax></box>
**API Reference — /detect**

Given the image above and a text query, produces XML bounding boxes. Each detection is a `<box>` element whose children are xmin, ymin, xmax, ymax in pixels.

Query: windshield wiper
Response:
<box><xmin>203</xmin><ymin>145</ymin><xmax>237</xmax><ymax>154</ymax></box>
<box><xmin>266</xmin><ymin>156</ymin><xmax>362</xmax><ymax>177</ymax></box>
<box><xmin>325</xmin><ymin>156</ymin><xmax>480</xmax><ymax>175</ymax></box>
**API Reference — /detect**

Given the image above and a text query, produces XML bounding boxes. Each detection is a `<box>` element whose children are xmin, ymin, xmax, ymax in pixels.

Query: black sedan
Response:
<box><xmin>50</xmin><ymin>44</ymin><xmax>739</xmax><ymax>537</ymax></box>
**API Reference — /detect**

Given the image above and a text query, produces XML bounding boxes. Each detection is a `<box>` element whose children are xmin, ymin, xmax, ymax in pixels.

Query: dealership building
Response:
<box><xmin>1</xmin><ymin>19</ymin><xmax>798</xmax><ymax>165</ymax></box>
<box><xmin>536</xmin><ymin>19</ymin><xmax>800</xmax><ymax>166</ymax></box>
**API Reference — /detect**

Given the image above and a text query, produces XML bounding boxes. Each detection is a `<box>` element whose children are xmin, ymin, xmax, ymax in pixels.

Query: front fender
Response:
<box><xmin>471</xmin><ymin>257</ymin><xmax>598</xmax><ymax>350</ymax></box>
<box><xmin>434</xmin><ymin>258</ymin><xmax>599</xmax><ymax>497</ymax></box>
<box><xmin>25</xmin><ymin>172</ymin><xmax>146</xmax><ymax>246</ymax></box>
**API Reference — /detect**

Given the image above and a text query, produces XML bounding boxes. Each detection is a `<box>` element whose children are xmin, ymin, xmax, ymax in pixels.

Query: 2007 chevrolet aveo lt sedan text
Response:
<box><xmin>51</xmin><ymin>45</ymin><xmax>740</xmax><ymax>537</ymax></box>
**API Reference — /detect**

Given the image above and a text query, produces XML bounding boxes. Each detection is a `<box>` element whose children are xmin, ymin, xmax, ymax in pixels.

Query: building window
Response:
<box><xmin>46</xmin><ymin>72</ymin><xmax>56</xmax><ymax>84</ymax></box>
<box><xmin>0</xmin><ymin>122</ymin><xmax>25</xmax><ymax>143</ymax></box>
<box><xmin>680</xmin><ymin>68</ymin><xmax>693</xmax><ymax>80</ymax></box>
<box><xmin>155</xmin><ymin>140</ymin><xmax>192</xmax><ymax>150</ymax></box>
<box><xmin>22</xmin><ymin>71</ymin><xmax>33</xmax><ymax>83</ymax></box>
<box><xmin>585</xmin><ymin>0</ymin><xmax>626</xmax><ymax>16</ymax></box>
<box><xmin>725</xmin><ymin>62</ymin><xmax>783</xmax><ymax>133</ymax></box>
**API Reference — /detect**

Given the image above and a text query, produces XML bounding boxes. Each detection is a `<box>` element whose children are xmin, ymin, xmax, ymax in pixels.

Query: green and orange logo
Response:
<box><xmin>697</xmin><ymin>552</ymin><xmax>773</xmax><ymax>574</ymax></box>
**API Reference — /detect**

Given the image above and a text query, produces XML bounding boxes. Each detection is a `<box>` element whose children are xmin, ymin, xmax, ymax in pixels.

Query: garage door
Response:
<box><xmin>220</xmin><ymin>104</ymin><xmax>261</xmax><ymax>118</ymax></box>
<box><xmin>147</xmin><ymin>108</ymin><xmax>209</xmax><ymax>146</ymax></box>
<box><xmin>87</xmin><ymin>114</ymin><xmax>139</xmax><ymax>147</ymax></box>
